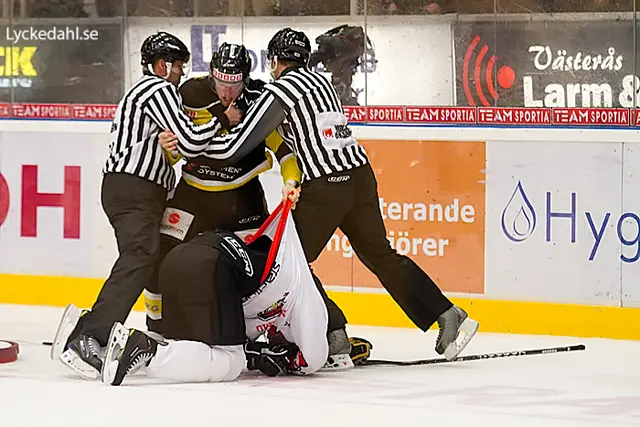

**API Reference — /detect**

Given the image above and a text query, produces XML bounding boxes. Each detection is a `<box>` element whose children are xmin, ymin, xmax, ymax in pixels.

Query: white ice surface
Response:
<box><xmin>1</xmin><ymin>304</ymin><xmax>639</xmax><ymax>427</ymax></box>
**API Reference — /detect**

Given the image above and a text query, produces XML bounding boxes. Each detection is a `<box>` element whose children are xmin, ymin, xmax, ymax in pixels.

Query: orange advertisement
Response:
<box><xmin>312</xmin><ymin>140</ymin><xmax>486</xmax><ymax>294</ymax></box>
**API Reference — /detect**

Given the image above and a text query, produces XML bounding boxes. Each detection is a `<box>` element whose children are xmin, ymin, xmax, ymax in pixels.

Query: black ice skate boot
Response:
<box><xmin>321</xmin><ymin>328</ymin><xmax>354</xmax><ymax>371</ymax></box>
<box><xmin>59</xmin><ymin>334</ymin><xmax>103</xmax><ymax>380</ymax></box>
<box><xmin>101</xmin><ymin>322</ymin><xmax>160</xmax><ymax>386</ymax></box>
<box><xmin>435</xmin><ymin>305</ymin><xmax>479</xmax><ymax>360</ymax></box>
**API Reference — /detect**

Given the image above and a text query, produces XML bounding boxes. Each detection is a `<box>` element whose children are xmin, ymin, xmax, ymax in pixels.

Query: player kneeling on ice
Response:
<box><xmin>101</xmin><ymin>198</ymin><xmax>329</xmax><ymax>386</ymax></box>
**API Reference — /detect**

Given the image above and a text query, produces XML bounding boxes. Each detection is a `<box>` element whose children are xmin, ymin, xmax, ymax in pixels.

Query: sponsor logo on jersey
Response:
<box><xmin>256</xmin><ymin>292</ymin><xmax>289</xmax><ymax>322</ymax></box>
<box><xmin>242</xmin><ymin>262</ymin><xmax>280</xmax><ymax>303</ymax></box>
<box><xmin>264</xmin><ymin>263</ymin><xmax>281</xmax><ymax>284</ymax></box>
<box><xmin>222</xmin><ymin>235</ymin><xmax>254</xmax><ymax>277</ymax></box>
<box><xmin>159</xmin><ymin>208</ymin><xmax>194</xmax><ymax>241</ymax></box>
<box><xmin>321</xmin><ymin>124</ymin><xmax>351</xmax><ymax>140</ymax></box>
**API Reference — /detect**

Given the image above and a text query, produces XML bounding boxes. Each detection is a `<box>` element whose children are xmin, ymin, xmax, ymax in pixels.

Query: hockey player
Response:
<box><xmin>144</xmin><ymin>42</ymin><xmax>302</xmax><ymax>335</ymax></box>
<box><xmin>101</xmin><ymin>201</ymin><xmax>329</xmax><ymax>386</ymax></box>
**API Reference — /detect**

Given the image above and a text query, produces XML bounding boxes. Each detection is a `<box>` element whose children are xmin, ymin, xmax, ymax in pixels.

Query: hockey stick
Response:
<box><xmin>363</xmin><ymin>344</ymin><xmax>586</xmax><ymax>367</ymax></box>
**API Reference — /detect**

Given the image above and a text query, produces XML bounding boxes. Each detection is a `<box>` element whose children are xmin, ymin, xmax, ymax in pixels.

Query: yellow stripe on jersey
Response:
<box><xmin>265</xmin><ymin>130</ymin><xmax>302</xmax><ymax>184</ymax></box>
<box><xmin>182</xmin><ymin>156</ymin><xmax>274</xmax><ymax>192</ymax></box>
<box><xmin>184</xmin><ymin>106</ymin><xmax>215</xmax><ymax>126</ymax></box>
<box><xmin>279</xmin><ymin>155</ymin><xmax>302</xmax><ymax>184</ymax></box>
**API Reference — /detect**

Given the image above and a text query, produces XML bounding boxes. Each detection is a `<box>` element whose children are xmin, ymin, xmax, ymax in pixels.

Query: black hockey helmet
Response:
<box><xmin>209</xmin><ymin>43</ymin><xmax>251</xmax><ymax>101</ymax></box>
<box><xmin>266</xmin><ymin>28</ymin><xmax>311</xmax><ymax>65</ymax></box>
<box><xmin>308</xmin><ymin>25</ymin><xmax>376</xmax><ymax>73</ymax></box>
<box><xmin>210</xmin><ymin>43</ymin><xmax>251</xmax><ymax>83</ymax></box>
<box><xmin>140</xmin><ymin>31</ymin><xmax>191</xmax><ymax>75</ymax></box>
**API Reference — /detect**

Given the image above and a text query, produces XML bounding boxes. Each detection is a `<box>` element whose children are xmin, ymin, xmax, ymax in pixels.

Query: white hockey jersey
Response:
<box><xmin>242</xmin><ymin>201</ymin><xmax>329</xmax><ymax>374</ymax></box>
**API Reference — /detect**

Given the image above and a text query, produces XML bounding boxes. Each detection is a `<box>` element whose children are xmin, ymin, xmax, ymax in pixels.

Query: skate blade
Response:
<box><xmin>50</xmin><ymin>304</ymin><xmax>81</xmax><ymax>361</ymax></box>
<box><xmin>319</xmin><ymin>354</ymin><xmax>354</xmax><ymax>372</ymax></box>
<box><xmin>444</xmin><ymin>317</ymin><xmax>479</xmax><ymax>361</ymax></box>
<box><xmin>101</xmin><ymin>322</ymin><xmax>129</xmax><ymax>386</ymax></box>
<box><xmin>59</xmin><ymin>348</ymin><xmax>99</xmax><ymax>380</ymax></box>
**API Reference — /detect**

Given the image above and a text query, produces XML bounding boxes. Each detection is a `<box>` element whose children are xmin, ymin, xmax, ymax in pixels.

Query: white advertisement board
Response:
<box><xmin>123</xmin><ymin>17</ymin><xmax>454</xmax><ymax>107</ymax></box>
<box><xmin>0</xmin><ymin>130</ymin><xmax>115</xmax><ymax>278</ymax></box>
<box><xmin>1</xmin><ymin>121</ymin><xmax>639</xmax><ymax>308</ymax></box>
<box><xmin>485</xmin><ymin>140</ymin><xmax>624</xmax><ymax>306</ymax></box>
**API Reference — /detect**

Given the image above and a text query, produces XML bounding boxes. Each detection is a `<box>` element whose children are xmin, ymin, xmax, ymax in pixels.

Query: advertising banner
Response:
<box><xmin>0</xmin><ymin>23</ymin><xmax>123</xmax><ymax>105</ymax></box>
<box><xmin>454</xmin><ymin>20</ymin><xmax>640</xmax><ymax>108</ymax></box>
<box><xmin>2</xmin><ymin>125</ymin><xmax>639</xmax><ymax>309</ymax></box>
<box><xmin>0</xmin><ymin>131</ymin><xmax>115</xmax><ymax>278</ymax></box>
<box><xmin>311</xmin><ymin>139</ymin><xmax>486</xmax><ymax>294</ymax></box>
<box><xmin>125</xmin><ymin>18</ymin><xmax>454</xmax><ymax>106</ymax></box>
<box><xmin>485</xmin><ymin>140</ymin><xmax>625</xmax><ymax>305</ymax></box>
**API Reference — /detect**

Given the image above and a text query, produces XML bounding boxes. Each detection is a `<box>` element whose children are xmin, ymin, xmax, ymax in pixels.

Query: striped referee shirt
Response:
<box><xmin>104</xmin><ymin>74</ymin><xmax>230</xmax><ymax>190</ymax></box>
<box><xmin>203</xmin><ymin>66</ymin><xmax>369</xmax><ymax>180</ymax></box>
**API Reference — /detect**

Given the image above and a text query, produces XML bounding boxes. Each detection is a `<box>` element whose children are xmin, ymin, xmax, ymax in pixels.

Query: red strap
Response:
<box><xmin>246</xmin><ymin>199</ymin><xmax>293</xmax><ymax>284</ymax></box>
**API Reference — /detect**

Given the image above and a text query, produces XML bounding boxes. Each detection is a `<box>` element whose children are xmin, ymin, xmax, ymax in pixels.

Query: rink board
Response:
<box><xmin>1</xmin><ymin>273</ymin><xmax>638</xmax><ymax>340</ymax></box>
<box><xmin>1</xmin><ymin>121</ymin><xmax>640</xmax><ymax>340</ymax></box>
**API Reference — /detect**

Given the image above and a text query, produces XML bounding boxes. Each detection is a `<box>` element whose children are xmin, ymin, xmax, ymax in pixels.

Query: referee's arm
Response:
<box><xmin>196</xmin><ymin>90</ymin><xmax>286</xmax><ymax>166</ymax></box>
<box><xmin>145</xmin><ymin>84</ymin><xmax>225</xmax><ymax>158</ymax></box>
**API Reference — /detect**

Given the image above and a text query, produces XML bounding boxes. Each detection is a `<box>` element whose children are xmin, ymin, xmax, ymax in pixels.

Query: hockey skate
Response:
<box><xmin>50</xmin><ymin>304</ymin><xmax>86</xmax><ymax>360</ymax></box>
<box><xmin>101</xmin><ymin>322</ymin><xmax>159</xmax><ymax>386</ymax></box>
<box><xmin>435</xmin><ymin>305</ymin><xmax>479</xmax><ymax>360</ymax></box>
<box><xmin>52</xmin><ymin>304</ymin><xmax>105</xmax><ymax>380</ymax></box>
<box><xmin>320</xmin><ymin>328</ymin><xmax>354</xmax><ymax>371</ymax></box>
<box><xmin>60</xmin><ymin>334</ymin><xmax>104</xmax><ymax>380</ymax></box>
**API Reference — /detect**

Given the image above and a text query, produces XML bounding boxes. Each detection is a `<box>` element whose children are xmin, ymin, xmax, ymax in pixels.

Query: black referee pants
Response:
<box><xmin>293</xmin><ymin>163</ymin><xmax>453</xmax><ymax>333</ymax></box>
<box><xmin>70</xmin><ymin>172</ymin><xmax>167</xmax><ymax>346</ymax></box>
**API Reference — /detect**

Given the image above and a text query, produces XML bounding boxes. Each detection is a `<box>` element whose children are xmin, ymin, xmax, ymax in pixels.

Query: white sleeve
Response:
<box><xmin>145</xmin><ymin>84</ymin><xmax>223</xmax><ymax>157</ymax></box>
<box><xmin>145</xmin><ymin>341</ymin><xmax>245</xmax><ymax>383</ymax></box>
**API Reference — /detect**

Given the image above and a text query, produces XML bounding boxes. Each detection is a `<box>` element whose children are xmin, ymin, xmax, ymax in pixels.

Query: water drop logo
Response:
<box><xmin>501</xmin><ymin>180</ymin><xmax>537</xmax><ymax>242</ymax></box>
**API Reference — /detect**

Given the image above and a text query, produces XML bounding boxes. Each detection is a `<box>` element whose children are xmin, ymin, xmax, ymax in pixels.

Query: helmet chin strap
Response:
<box><xmin>163</xmin><ymin>62</ymin><xmax>173</xmax><ymax>79</ymax></box>
<box><xmin>147</xmin><ymin>61</ymin><xmax>172</xmax><ymax>79</ymax></box>
<box><xmin>268</xmin><ymin>56</ymin><xmax>278</xmax><ymax>80</ymax></box>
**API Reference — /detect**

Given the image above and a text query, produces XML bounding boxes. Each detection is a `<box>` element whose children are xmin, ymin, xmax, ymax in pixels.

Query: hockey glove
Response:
<box><xmin>349</xmin><ymin>337</ymin><xmax>373</xmax><ymax>366</ymax></box>
<box><xmin>244</xmin><ymin>341</ymin><xmax>294</xmax><ymax>377</ymax></box>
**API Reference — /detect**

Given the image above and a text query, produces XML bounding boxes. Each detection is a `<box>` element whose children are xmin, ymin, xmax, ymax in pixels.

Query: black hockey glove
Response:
<box><xmin>244</xmin><ymin>341</ymin><xmax>295</xmax><ymax>377</ymax></box>
<box><xmin>349</xmin><ymin>337</ymin><xmax>373</xmax><ymax>366</ymax></box>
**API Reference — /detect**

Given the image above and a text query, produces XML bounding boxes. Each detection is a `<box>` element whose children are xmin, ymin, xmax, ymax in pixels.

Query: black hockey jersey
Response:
<box><xmin>174</xmin><ymin>76</ymin><xmax>300</xmax><ymax>191</ymax></box>
<box><xmin>191</xmin><ymin>229</ymin><xmax>269</xmax><ymax>299</ymax></box>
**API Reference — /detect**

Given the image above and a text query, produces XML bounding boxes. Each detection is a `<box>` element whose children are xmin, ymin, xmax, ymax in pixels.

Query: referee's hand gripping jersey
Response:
<box><xmin>50</xmin><ymin>32</ymin><xmax>243</xmax><ymax>382</ymax></box>
<box><xmin>144</xmin><ymin>43</ymin><xmax>302</xmax><ymax>335</ymax></box>
<box><xmin>161</xmin><ymin>28</ymin><xmax>479</xmax><ymax>369</ymax></box>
